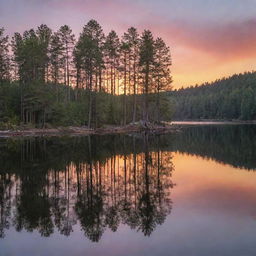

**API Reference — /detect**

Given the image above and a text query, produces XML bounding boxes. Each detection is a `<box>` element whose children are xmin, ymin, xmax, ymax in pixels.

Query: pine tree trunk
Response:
<box><xmin>99</xmin><ymin>67</ymin><xmax>102</xmax><ymax>92</ymax></box>
<box><xmin>123</xmin><ymin>52</ymin><xmax>127</xmax><ymax>126</ymax></box>
<box><xmin>111</xmin><ymin>65</ymin><xmax>113</xmax><ymax>95</ymax></box>
<box><xmin>88</xmin><ymin>73</ymin><xmax>93</xmax><ymax>128</ymax></box>
<box><xmin>66</xmin><ymin>46</ymin><xmax>69</xmax><ymax>87</ymax></box>
<box><xmin>144</xmin><ymin>63</ymin><xmax>149</xmax><ymax>123</ymax></box>
<box><xmin>132</xmin><ymin>62</ymin><xmax>137</xmax><ymax>123</ymax></box>
<box><xmin>66</xmin><ymin>45</ymin><xmax>70</xmax><ymax>101</ymax></box>
<box><xmin>157</xmin><ymin>88</ymin><xmax>160</xmax><ymax>123</ymax></box>
<box><xmin>20</xmin><ymin>82</ymin><xmax>24</xmax><ymax>123</ymax></box>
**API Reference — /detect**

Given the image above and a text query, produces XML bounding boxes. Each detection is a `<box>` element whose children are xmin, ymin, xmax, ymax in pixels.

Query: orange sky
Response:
<box><xmin>1</xmin><ymin>0</ymin><xmax>256</xmax><ymax>88</ymax></box>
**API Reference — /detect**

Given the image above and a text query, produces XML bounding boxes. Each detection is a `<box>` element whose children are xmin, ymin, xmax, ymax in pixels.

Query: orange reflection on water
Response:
<box><xmin>172</xmin><ymin>152</ymin><xmax>256</xmax><ymax>218</ymax></box>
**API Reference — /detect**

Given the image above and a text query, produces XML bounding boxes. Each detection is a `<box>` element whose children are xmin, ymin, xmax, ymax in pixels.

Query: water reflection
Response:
<box><xmin>1</xmin><ymin>125</ymin><xmax>256</xmax><ymax>255</ymax></box>
<box><xmin>170</xmin><ymin>125</ymin><xmax>256</xmax><ymax>170</ymax></box>
<box><xmin>0</xmin><ymin>125</ymin><xmax>256</xmax><ymax>243</ymax></box>
<box><xmin>0</xmin><ymin>134</ymin><xmax>174</xmax><ymax>240</ymax></box>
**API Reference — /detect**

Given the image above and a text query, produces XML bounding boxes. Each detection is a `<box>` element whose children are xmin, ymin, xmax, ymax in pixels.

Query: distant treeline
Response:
<box><xmin>0</xmin><ymin>21</ymin><xmax>172</xmax><ymax>128</ymax></box>
<box><xmin>170</xmin><ymin>72</ymin><xmax>256</xmax><ymax>120</ymax></box>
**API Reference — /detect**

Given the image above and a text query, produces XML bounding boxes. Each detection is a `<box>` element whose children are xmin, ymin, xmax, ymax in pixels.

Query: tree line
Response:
<box><xmin>170</xmin><ymin>72</ymin><xmax>256</xmax><ymax>120</ymax></box>
<box><xmin>0</xmin><ymin>20</ymin><xmax>172</xmax><ymax>129</ymax></box>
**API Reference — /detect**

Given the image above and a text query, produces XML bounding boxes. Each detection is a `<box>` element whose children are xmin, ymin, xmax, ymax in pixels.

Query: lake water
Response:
<box><xmin>0</xmin><ymin>125</ymin><xmax>256</xmax><ymax>256</ymax></box>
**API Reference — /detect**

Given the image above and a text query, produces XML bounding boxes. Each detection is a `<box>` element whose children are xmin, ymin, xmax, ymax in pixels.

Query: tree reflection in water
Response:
<box><xmin>0</xmin><ymin>134</ymin><xmax>174</xmax><ymax>241</ymax></box>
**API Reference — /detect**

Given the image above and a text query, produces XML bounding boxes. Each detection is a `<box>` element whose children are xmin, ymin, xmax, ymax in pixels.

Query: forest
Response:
<box><xmin>1</xmin><ymin>20</ymin><xmax>256</xmax><ymax>130</ymax></box>
<box><xmin>170</xmin><ymin>72</ymin><xmax>256</xmax><ymax>120</ymax></box>
<box><xmin>0</xmin><ymin>21</ymin><xmax>172</xmax><ymax>129</ymax></box>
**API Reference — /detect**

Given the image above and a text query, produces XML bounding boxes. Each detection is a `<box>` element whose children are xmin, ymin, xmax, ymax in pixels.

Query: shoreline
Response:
<box><xmin>1</xmin><ymin>120</ymin><xmax>255</xmax><ymax>138</ymax></box>
<box><xmin>0</xmin><ymin>124</ymin><xmax>179</xmax><ymax>138</ymax></box>
<box><xmin>170</xmin><ymin>120</ymin><xmax>256</xmax><ymax>125</ymax></box>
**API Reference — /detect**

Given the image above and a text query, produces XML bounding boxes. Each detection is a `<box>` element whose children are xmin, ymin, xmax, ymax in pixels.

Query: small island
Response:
<box><xmin>0</xmin><ymin>22</ymin><xmax>173</xmax><ymax>135</ymax></box>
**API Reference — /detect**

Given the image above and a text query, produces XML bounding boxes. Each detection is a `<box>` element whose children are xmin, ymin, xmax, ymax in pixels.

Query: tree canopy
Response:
<box><xmin>170</xmin><ymin>72</ymin><xmax>256</xmax><ymax>121</ymax></box>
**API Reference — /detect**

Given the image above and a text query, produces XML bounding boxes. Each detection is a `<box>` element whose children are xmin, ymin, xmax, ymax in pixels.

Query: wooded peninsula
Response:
<box><xmin>0</xmin><ymin>20</ymin><xmax>172</xmax><ymax>131</ymax></box>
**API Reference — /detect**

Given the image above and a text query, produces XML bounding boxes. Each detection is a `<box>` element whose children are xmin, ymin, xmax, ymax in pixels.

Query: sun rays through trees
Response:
<box><xmin>0</xmin><ymin>21</ymin><xmax>172</xmax><ymax>128</ymax></box>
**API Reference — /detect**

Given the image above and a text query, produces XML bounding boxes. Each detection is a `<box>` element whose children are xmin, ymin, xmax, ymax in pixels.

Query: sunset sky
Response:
<box><xmin>1</xmin><ymin>0</ymin><xmax>256</xmax><ymax>88</ymax></box>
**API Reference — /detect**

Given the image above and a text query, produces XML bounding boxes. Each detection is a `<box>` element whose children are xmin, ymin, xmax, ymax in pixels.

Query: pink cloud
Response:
<box><xmin>45</xmin><ymin>0</ymin><xmax>256</xmax><ymax>64</ymax></box>
<box><xmin>149</xmin><ymin>18</ymin><xmax>256</xmax><ymax>62</ymax></box>
<box><xmin>3</xmin><ymin>0</ymin><xmax>255</xmax><ymax>86</ymax></box>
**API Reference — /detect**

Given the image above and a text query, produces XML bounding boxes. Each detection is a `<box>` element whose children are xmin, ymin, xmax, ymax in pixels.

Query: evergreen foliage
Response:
<box><xmin>0</xmin><ymin>21</ymin><xmax>172</xmax><ymax>128</ymax></box>
<box><xmin>170</xmin><ymin>72</ymin><xmax>256</xmax><ymax>120</ymax></box>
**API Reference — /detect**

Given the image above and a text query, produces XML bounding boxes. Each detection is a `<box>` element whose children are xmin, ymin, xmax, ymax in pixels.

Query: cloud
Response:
<box><xmin>143</xmin><ymin>18</ymin><xmax>256</xmax><ymax>63</ymax></box>
<box><xmin>3</xmin><ymin>0</ymin><xmax>255</xmax><ymax>64</ymax></box>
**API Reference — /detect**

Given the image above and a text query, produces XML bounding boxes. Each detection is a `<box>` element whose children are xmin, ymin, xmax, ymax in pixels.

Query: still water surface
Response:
<box><xmin>0</xmin><ymin>125</ymin><xmax>256</xmax><ymax>256</ymax></box>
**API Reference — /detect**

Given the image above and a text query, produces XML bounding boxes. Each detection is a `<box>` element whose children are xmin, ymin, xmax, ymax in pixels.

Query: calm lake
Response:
<box><xmin>0</xmin><ymin>125</ymin><xmax>256</xmax><ymax>256</ymax></box>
